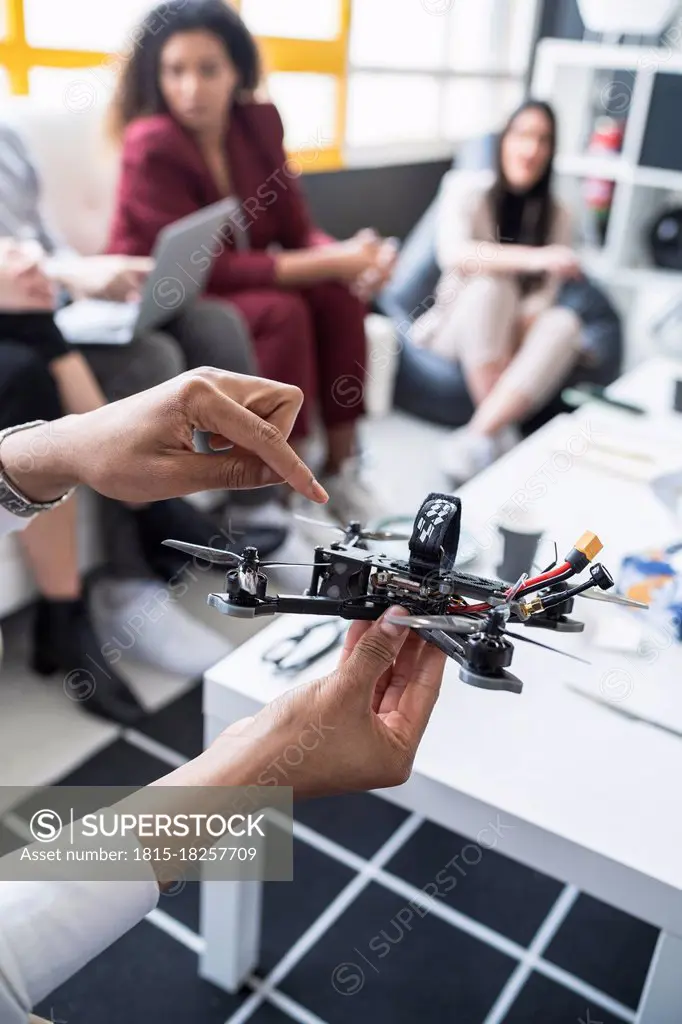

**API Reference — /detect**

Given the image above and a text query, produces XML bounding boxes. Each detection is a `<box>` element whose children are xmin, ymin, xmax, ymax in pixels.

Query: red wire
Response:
<box><xmin>512</xmin><ymin>560</ymin><xmax>572</xmax><ymax>595</ymax></box>
<box><xmin>448</xmin><ymin>601</ymin><xmax>490</xmax><ymax>614</ymax></box>
<box><xmin>446</xmin><ymin>561</ymin><xmax>573</xmax><ymax>617</ymax></box>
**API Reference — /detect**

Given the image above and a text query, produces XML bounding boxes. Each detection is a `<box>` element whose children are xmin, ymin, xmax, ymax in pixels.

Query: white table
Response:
<box><xmin>201</xmin><ymin>357</ymin><xmax>682</xmax><ymax>1022</ymax></box>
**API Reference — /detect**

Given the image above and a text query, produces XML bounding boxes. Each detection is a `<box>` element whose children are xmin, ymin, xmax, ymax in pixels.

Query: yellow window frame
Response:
<box><xmin>0</xmin><ymin>0</ymin><xmax>349</xmax><ymax>170</ymax></box>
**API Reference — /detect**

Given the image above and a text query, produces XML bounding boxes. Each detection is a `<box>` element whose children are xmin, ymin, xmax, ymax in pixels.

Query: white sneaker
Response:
<box><xmin>90</xmin><ymin>578</ymin><xmax>232</xmax><ymax>678</ymax></box>
<box><xmin>440</xmin><ymin>425</ymin><xmax>521</xmax><ymax>487</ymax></box>
<box><xmin>495</xmin><ymin>424</ymin><xmax>522</xmax><ymax>457</ymax></box>
<box><xmin>320</xmin><ymin>457</ymin><xmax>389</xmax><ymax>527</ymax></box>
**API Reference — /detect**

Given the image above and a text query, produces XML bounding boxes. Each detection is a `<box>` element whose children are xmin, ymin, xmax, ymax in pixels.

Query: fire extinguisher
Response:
<box><xmin>584</xmin><ymin>116</ymin><xmax>625</xmax><ymax>244</ymax></box>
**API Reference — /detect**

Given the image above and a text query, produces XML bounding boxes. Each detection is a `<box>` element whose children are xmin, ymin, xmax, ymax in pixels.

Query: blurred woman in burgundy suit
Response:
<box><xmin>106</xmin><ymin>0</ymin><xmax>397</xmax><ymax>521</ymax></box>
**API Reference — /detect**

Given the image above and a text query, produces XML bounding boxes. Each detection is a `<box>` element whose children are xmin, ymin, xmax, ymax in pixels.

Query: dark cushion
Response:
<box><xmin>378</xmin><ymin>200</ymin><xmax>440</xmax><ymax>326</ymax></box>
<box><xmin>393</xmin><ymin>343</ymin><xmax>475</xmax><ymax>428</ymax></box>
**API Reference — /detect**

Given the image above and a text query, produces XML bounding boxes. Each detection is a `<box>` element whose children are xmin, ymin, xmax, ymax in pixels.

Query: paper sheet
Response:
<box><xmin>55</xmin><ymin>299</ymin><xmax>139</xmax><ymax>345</ymax></box>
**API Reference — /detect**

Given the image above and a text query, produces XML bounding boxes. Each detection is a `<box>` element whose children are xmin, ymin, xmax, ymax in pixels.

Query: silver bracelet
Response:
<box><xmin>0</xmin><ymin>421</ymin><xmax>76</xmax><ymax>518</ymax></box>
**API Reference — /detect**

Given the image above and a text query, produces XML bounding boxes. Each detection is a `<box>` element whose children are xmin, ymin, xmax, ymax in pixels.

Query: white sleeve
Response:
<box><xmin>435</xmin><ymin>170</ymin><xmax>491</xmax><ymax>272</ymax></box>
<box><xmin>0</xmin><ymin>506</ymin><xmax>34</xmax><ymax>538</ymax></box>
<box><xmin>0</xmin><ymin>876</ymin><xmax>160</xmax><ymax>1019</ymax></box>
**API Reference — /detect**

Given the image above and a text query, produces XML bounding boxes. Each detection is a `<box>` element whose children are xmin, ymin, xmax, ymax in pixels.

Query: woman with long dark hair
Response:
<box><xmin>415</xmin><ymin>100</ymin><xmax>583</xmax><ymax>485</ymax></box>
<box><xmin>106</xmin><ymin>0</ymin><xmax>396</xmax><ymax>523</ymax></box>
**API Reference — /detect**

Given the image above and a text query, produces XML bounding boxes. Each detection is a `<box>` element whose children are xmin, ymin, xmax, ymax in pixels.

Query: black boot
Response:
<box><xmin>31</xmin><ymin>597</ymin><xmax>146</xmax><ymax>726</ymax></box>
<box><xmin>132</xmin><ymin>498</ymin><xmax>287</xmax><ymax>581</ymax></box>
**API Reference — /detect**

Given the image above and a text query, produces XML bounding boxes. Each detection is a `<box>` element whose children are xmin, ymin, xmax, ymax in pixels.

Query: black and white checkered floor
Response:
<box><xmin>0</xmin><ymin>682</ymin><xmax>658</xmax><ymax>1024</ymax></box>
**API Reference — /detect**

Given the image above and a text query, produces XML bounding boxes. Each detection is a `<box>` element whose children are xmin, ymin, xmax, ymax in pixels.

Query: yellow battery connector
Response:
<box><xmin>573</xmin><ymin>532</ymin><xmax>603</xmax><ymax>563</ymax></box>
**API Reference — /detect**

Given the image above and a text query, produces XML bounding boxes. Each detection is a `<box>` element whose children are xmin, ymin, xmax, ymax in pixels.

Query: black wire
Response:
<box><xmin>540</xmin><ymin>581</ymin><xmax>587</xmax><ymax>610</ymax></box>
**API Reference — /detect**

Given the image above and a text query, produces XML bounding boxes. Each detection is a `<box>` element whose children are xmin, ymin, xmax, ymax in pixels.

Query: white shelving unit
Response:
<box><xmin>532</xmin><ymin>39</ymin><xmax>682</xmax><ymax>299</ymax></box>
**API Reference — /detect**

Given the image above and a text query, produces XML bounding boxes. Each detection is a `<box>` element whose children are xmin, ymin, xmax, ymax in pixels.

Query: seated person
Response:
<box><xmin>0</xmin><ymin>119</ymin><xmax>259</xmax><ymax>404</ymax></box>
<box><xmin>105</xmin><ymin>0</ymin><xmax>397</xmax><ymax>522</ymax></box>
<box><xmin>0</xmin><ymin>242</ymin><xmax>233</xmax><ymax>721</ymax></box>
<box><xmin>0</xmin><ymin>119</ymin><xmax>287</xmax><ymax>556</ymax></box>
<box><xmin>412</xmin><ymin>100</ymin><xmax>584</xmax><ymax>485</ymax></box>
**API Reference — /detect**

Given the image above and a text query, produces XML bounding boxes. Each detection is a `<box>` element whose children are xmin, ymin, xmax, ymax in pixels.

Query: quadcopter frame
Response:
<box><xmin>166</xmin><ymin>493</ymin><xmax>622</xmax><ymax>694</ymax></box>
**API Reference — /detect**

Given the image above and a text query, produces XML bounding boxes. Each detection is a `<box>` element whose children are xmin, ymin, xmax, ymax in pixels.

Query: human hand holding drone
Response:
<box><xmin>164</xmin><ymin>492</ymin><xmax>647</xmax><ymax>695</ymax></box>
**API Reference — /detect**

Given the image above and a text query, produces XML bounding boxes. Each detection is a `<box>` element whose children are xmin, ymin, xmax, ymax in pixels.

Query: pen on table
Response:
<box><xmin>566</xmin><ymin>683</ymin><xmax>682</xmax><ymax>741</ymax></box>
<box><xmin>561</xmin><ymin>385</ymin><xmax>647</xmax><ymax>416</ymax></box>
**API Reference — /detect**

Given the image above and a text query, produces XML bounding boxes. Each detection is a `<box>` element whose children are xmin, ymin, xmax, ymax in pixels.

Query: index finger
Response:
<box><xmin>192</xmin><ymin>387</ymin><xmax>328</xmax><ymax>504</ymax></box>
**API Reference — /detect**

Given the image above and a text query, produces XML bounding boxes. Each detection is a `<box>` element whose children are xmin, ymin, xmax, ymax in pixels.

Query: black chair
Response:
<box><xmin>377</xmin><ymin>137</ymin><xmax>623</xmax><ymax>433</ymax></box>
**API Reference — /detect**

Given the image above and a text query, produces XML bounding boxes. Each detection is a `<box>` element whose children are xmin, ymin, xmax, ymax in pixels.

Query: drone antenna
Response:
<box><xmin>506</xmin><ymin>573</ymin><xmax>528</xmax><ymax>604</ymax></box>
<box><xmin>541</xmin><ymin>541</ymin><xmax>559</xmax><ymax>574</ymax></box>
<box><xmin>577</xmin><ymin>589</ymin><xmax>649</xmax><ymax>610</ymax></box>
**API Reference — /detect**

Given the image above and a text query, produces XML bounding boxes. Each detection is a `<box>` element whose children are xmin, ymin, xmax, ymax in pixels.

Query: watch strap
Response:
<box><xmin>0</xmin><ymin>421</ymin><xmax>75</xmax><ymax>517</ymax></box>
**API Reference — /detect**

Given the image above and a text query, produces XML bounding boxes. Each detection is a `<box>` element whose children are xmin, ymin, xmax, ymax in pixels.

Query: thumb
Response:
<box><xmin>339</xmin><ymin>608</ymin><xmax>411</xmax><ymax>695</ymax></box>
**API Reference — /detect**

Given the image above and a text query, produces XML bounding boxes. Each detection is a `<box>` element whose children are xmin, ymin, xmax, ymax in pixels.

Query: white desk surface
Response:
<box><xmin>205</xmin><ymin>357</ymin><xmax>682</xmax><ymax>931</ymax></box>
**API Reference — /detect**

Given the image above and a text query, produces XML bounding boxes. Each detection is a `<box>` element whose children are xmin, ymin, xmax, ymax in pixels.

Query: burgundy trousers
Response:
<box><xmin>218</xmin><ymin>281</ymin><xmax>367</xmax><ymax>438</ymax></box>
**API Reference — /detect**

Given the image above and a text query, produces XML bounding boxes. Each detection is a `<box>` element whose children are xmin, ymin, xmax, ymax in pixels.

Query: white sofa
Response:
<box><xmin>0</xmin><ymin>99</ymin><xmax>119</xmax><ymax>619</ymax></box>
<box><xmin>0</xmin><ymin>98</ymin><xmax>399</xmax><ymax>620</ymax></box>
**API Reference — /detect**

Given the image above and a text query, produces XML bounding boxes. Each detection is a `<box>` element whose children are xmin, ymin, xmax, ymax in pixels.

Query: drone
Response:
<box><xmin>164</xmin><ymin>492</ymin><xmax>647</xmax><ymax>695</ymax></box>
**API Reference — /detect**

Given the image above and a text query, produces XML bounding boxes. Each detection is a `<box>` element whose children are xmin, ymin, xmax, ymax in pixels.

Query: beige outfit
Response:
<box><xmin>412</xmin><ymin>169</ymin><xmax>583</xmax><ymax>411</ymax></box>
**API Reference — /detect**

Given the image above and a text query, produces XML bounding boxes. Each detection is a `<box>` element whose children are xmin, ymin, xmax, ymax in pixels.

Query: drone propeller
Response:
<box><xmin>576</xmin><ymin>588</ymin><xmax>649</xmax><ymax>610</ymax></box>
<box><xmin>161</xmin><ymin>540</ymin><xmax>319</xmax><ymax>570</ymax></box>
<box><xmin>294</xmin><ymin>513</ymin><xmax>411</xmax><ymax>543</ymax></box>
<box><xmin>385</xmin><ymin>608</ymin><xmax>590</xmax><ymax>665</ymax></box>
<box><xmin>384</xmin><ymin>613</ymin><xmax>481</xmax><ymax>633</ymax></box>
<box><xmin>294</xmin><ymin>514</ymin><xmax>345</xmax><ymax>535</ymax></box>
<box><xmin>364</xmin><ymin>528</ymin><xmax>413</xmax><ymax>542</ymax></box>
<box><xmin>163</xmin><ymin>540</ymin><xmax>242</xmax><ymax>566</ymax></box>
<box><xmin>504</xmin><ymin>629</ymin><xmax>591</xmax><ymax>664</ymax></box>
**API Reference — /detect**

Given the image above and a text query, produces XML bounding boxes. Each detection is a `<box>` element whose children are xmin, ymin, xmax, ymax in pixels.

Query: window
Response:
<box><xmin>443</xmin><ymin>79</ymin><xmax>525</xmax><ymax>142</ymax></box>
<box><xmin>240</xmin><ymin>0</ymin><xmax>347</xmax><ymax>167</ymax></box>
<box><xmin>0</xmin><ymin>0</ymin><xmax>539</xmax><ymax>168</ymax></box>
<box><xmin>0</xmin><ymin>0</ymin><xmax>349</xmax><ymax>167</ymax></box>
<box><xmin>347</xmin><ymin>0</ymin><xmax>540</xmax><ymax>158</ymax></box>
<box><xmin>347</xmin><ymin>74</ymin><xmax>441</xmax><ymax>147</ymax></box>
<box><xmin>241</xmin><ymin>0</ymin><xmax>341</xmax><ymax>41</ymax></box>
<box><xmin>28</xmin><ymin>65</ymin><xmax>115</xmax><ymax>108</ymax></box>
<box><xmin>23</xmin><ymin>0</ymin><xmax>152</xmax><ymax>51</ymax></box>
<box><xmin>349</xmin><ymin>0</ymin><xmax>445</xmax><ymax>70</ymax></box>
<box><xmin>266</xmin><ymin>71</ymin><xmax>337</xmax><ymax>152</ymax></box>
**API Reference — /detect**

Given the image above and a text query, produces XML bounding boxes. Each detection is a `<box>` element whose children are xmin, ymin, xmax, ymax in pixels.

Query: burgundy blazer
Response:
<box><xmin>106</xmin><ymin>101</ymin><xmax>329</xmax><ymax>294</ymax></box>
